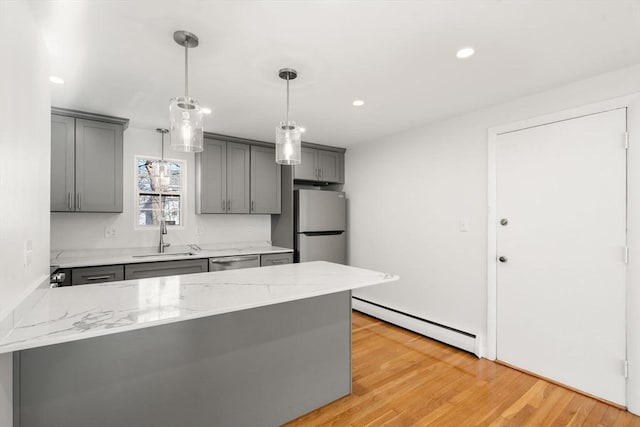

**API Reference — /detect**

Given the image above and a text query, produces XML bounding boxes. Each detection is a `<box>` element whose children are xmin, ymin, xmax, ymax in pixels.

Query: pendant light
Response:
<box><xmin>275</xmin><ymin>68</ymin><xmax>301</xmax><ymax>165</ymax></box>
<box><xmin>169</xmin><ymin>30</ymin><xmax>204</xmax><ymax>152</ymax></box>
<box><xmin>152</xmin><ymin>128</ymin><xmax>171</xmax><ymax>192</ymax></box>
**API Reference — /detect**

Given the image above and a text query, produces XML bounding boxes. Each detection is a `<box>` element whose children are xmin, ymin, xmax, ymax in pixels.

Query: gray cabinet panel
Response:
<box><xmin>124</xmin><ymin>259</ymin><xmax>209</xmax><ymax>280</ymax></box>
<box><xmin>74</xmin><ymin>119</ymin><xmax>123</xmax><ymax>212</ymax></box>
<box><xmin>50</xmin><ymin>115</ymin><xmax>75</xmax><ymax>212</ymax></box>
<box><xmin>227</xmin><ymin>142</ymin><xmax>251</xmax><ymax>213</ymax></box>
<box><xmin>318</xmin><ymin>150</ymin><xmax>344</xmax><ymax>183</ymax></box>
<box><xmin>294</xmin><ymin>148</ymin><xmax>344</xmax><ymax>184</ymax></box>
<box><xmin>196</xmin><ymin>139</ymin><xmax>227</xmax><ymax>213</ymax></box>
<box><xmin>250</xmin><ymin>146</ymin><xmax>281</xmax><ymax>214</ymax></box>
<box><xmin>260</xmin><ymin>253</ymin><xmax>293</xmax><ymax>266</ymax></box>
<box><xmin>71</xmin><ymin>265</ymin><xmax>124</xmax><ymax>285</ymax></box>
<box><xmin>294</xmin><ymin>147</ymin><xmax>318</xmax><ymax>180</ymax></box>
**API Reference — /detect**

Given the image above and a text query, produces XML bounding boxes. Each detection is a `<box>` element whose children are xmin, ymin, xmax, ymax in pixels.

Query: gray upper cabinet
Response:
<box><xmin>250</xmin><ymin>146</ymin><xmax>281</xmax><ymax>214</ymax></box>
<box><xmin>318</xmin><ymin>150</ymin><xmax>343</xmax><ymax>183</ymax></box>
<box><xmin>294</xmin><ymin>147</ymin><xmax>318</xmax><ymax>181</ymax></box>
<box><xmin>196</xmin><ymin>139</ymin><xmax>251</xmax><ymax>214</ymax></box>
<box><xmin>196</xmin><ymin>139</ymin><xmax>227</xmax><ymax>214</ymax></box>
<box><xmin>227</xmin><ymin>142</ymin><xmax>251</xmax><ymax>214</ymax></box>
<box><xmin>50</xmin><ymin>109</ymin><xmax>127</xmax><ymax>213</ymax></box>
<box><xmin>51</xmin><ymin>115</ymin><xmax>75</xmax><ymax>211</ymax></box>
<box><xmin>294</xmin><ymin>147</ymin><xmax>344</xmax><ymax>184</ymax></box>
<box><xmin>75</xmin><ymin>119</ymin><xmax>123</xmax><ymax>212</ymax></box>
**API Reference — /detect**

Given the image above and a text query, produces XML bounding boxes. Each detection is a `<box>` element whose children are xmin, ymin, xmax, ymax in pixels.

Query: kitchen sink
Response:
<box><xmin>132</xmin><ymin>252</ymin><xmax>195</xmax><ymax>258</ymax></box>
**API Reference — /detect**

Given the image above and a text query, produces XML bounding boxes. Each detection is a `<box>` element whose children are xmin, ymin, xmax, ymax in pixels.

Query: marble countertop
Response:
<box><xmin>51</xmin><ymin>241</ymin><xmax>293</xmax><ymax>269</ymax></box>
<box><xmin>0</xmin><ymin>261</ymin><xmax>398</xmax><ymax>354</ymax></box>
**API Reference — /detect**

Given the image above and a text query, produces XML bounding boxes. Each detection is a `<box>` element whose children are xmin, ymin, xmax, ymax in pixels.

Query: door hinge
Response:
<box><xmin>625</xmin><ymin>131</ymin><xmax>629</xmax><ymax>149</ymax></box>
<box><xmin>624</xmin><ymin>360</ymin><xmax>629</xmax><ymax>379</ymax></box>
<box><xmin>625</xmin><ymin>246</ymin><xmax>629</xmax><ymax>264</ymax></box>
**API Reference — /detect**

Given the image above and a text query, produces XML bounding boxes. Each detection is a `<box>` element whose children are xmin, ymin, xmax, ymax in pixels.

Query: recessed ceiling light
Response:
<box><xmin>49</xmin><ymin>75</ymin><xmax>64</xmax><ymax>85</ymax></box>
<box><xmin>456</xmin><ymin>47</ymin><xmax>475</xmax><ymax>59</ymax></box>
<box><xmin>202</xmin><ymin>107</ymin><xmax>212</xmax><ymax>114</ymax></box>
<box><xmin>299</xmin><ymin>126</ymin><xmax>306</xmax><ymax>133</ymax></box>
<box><xmin>352</xmin><ymin>100</ymin><xmax>365</xmax><ymax>107</ymax></box>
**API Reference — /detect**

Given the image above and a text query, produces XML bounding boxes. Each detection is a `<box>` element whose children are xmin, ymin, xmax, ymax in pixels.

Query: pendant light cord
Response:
<box><xmin>286</xmin><ymin>74</ymin><xmax>290</xmax><ymax>124</ymax></box>
<box><xmin>161</xmin><ymin>132</ymin><xmax>165</xmax><ymax>161</ymax></box>
<box><xmin>184</xmin><ymin>39</ymin><xmax>189</xmax><ymax>99</ymax></box>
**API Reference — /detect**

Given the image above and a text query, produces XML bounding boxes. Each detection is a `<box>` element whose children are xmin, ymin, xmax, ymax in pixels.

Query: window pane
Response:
<box><xmin>163</xmin><ymin>195</ymin><xmax>180</xmax><ymax>225</ymax></box>
<box><xmin>137</xmin><ymin>195</ymin><xmax>181</xmax><ymax>226</ymax></box>
<box><xmin>167</xmin><ymin>162</ymin><xmax>181</xmax><ymax>193</ymax></box>
<box><xmin>138</xmin><ymin>194</ymin><xmax>160</xmax><ymax>226</ymax></box>
<box><xmin>137</xmin><ymin>159</ymin><xmax>154</xmax><ymax>192</ymax></box>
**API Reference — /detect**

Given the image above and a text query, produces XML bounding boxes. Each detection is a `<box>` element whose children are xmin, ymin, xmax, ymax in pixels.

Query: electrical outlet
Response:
<box><xmin>24</xmin><ymin>240</ymin><xmax>33</xmax><ymax>267</ymax></box>
<box><xmin>104</xmin><ymin>227</ymin><xmax>117</xmax><ymax>238</ymax></box>
<box><xmin>196</xmin><ymin>226</ymin><xmax>205</xmax><ymax>235</ymax></box>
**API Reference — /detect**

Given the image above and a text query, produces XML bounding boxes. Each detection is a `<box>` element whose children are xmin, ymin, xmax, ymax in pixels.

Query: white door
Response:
<box><xmin>496</xmin><ymin>108</ymin><xmax>627</xmax><ymax>405</ymax></box>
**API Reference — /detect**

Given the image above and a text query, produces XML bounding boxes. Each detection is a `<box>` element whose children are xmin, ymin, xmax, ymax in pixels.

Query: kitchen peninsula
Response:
<box><xmin>1</xmin><ymin>261</ymin><xmax>397</xmax><ymax>427</ymax></box>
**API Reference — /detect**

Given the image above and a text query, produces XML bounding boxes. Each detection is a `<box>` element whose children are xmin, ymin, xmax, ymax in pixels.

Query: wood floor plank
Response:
<box><xmin>284</xmin><ymin>312</ymin><xmax>640</xmax><ymax>427</ymax></box>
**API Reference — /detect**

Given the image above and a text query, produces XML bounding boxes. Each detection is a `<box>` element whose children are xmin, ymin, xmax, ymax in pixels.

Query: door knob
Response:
<box><xmin>499</xmin><ymin>256</ymin><xmax>508</xmax><ymax>263</ymax></box>
<box><xmin>500</xmin><ymin>218</ymin><xmax>508</xmax><ymax>226</ymax></box>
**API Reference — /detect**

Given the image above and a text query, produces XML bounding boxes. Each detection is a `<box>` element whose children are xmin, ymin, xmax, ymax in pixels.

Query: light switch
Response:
<box><xmin>104</xmin><ymin>227</ymin><xmax>117</xmax><ymax>238</ymax></box>
<box><xmin>459</xmin><ymin>220</ymin><xmax>469</xmax><ymax>232</ymax></box>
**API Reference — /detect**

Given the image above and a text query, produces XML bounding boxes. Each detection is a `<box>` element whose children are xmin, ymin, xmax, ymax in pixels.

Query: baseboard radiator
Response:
<box><xmin>352</xmin><ymin>297</ymin><xmax>480</xmax><ymax>356</ymax></box>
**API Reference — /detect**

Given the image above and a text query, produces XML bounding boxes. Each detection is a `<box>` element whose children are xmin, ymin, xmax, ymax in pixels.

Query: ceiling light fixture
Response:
<box><xmin>169</xmin><ymin>30</ymin><xmax>204</xmax><ymax>153</ymax></box>
<box><xmin>152</xmin><ymin>128</ymin><xmax>172</xmax><ymax>192</ymax></box>
<box><xmin>49</xmin><ymin>76</ymin><xmax>64</xmax><ymax>85</ymax></box>
<box><xmin>299</xmin><ymin>126</ymin><xmax>306</xmax><ymax>133</ymax></box>
<box><xmin>352</xmin><ymin>100</ymin><xmax>364</xmax><ymax>107</ymax></box>
<box><xmin>275</xmin><ymin>68</ymin><xmax>301</xmax><ymax>165</ymax></box>
<box><xmin>456</xmin><ymin>47</ymin><xmax>475</xmax><ymax>59</ymax></box>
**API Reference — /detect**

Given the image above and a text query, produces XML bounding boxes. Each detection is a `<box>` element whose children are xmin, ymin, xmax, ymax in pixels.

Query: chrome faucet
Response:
<box><xmin>159</xmin><ymin>218</ymin><xmax>171</xmax><ymax>253</ymax></box>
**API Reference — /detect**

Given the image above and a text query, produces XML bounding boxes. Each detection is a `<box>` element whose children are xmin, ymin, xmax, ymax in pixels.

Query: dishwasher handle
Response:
<box><xmin>210</xmin><ymin>256</ymin><xmax>259</xmax><ymax>264</ymax></box>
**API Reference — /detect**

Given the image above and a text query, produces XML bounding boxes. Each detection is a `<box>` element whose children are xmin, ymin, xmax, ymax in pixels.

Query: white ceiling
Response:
<box><xmin>30</xmin><ymin>0</ymin><xmax>640</xmax><ymax>147</ymax></box>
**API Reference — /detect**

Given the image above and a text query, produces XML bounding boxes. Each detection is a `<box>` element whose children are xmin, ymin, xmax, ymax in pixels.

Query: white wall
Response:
<box><xmin>50</xmin><ymin>126</ymin><xmax>271</xmax><ymax>251</ymax></box>
<box><xmin>0</xmin><ymin>0</ymin><xmax>51</xmax><ymax>425</ymax></box>
<box><xmin>345</xmin><ymin>63</ymin><xmax>640</xmax><ymax>409</ymax></box>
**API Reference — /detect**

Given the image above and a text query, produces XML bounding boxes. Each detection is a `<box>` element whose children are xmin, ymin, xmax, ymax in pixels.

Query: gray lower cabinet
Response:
<box><xmin>196</xmin><ymin>139</ymin><xmax>250</xmax><ymax>214</ymax></box>
<box><xmin>124</xmin><ymin>259</ymin><xmax>209</xmax><ymax>280</ymax></box>
<box><xmin>71</xmin><ymin>265</ymin><xmax>124</xmax><ymax>285</ymax></box>
<box><xmin>260</xmin><ymin>252</ymin><xmax>293</xmax><ymax>266</ymax></box>
<box><xmin>294</xmin><ymin>147</ymin><xmax>344</xmax><ymax>184</ymax></box>
<box><xmin>250</xmin><ymin>145</ymin><xmax>281</xmax><ymax>214</ymax></box>
<box><xmin>51</xmin><ymin>110</ymin><xmax>126</xmax><ymax>213</ymax></box>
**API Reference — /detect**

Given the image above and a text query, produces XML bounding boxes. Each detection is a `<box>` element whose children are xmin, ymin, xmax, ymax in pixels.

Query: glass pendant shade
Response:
<box><xmin>275</xmin><ymin>121</ymin><xmax>301</xmax><ymax>165</ymax></box>
<box><xmin>169</xmin><ymin>96</ymin><xmax>204</xmax><ymax>152</ymax></box>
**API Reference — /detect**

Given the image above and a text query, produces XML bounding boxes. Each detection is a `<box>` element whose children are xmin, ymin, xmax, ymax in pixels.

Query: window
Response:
<box><xmin>136</xmin><ymin>157</ymin><xmax>184</xmax><ymax>227</ymax></box>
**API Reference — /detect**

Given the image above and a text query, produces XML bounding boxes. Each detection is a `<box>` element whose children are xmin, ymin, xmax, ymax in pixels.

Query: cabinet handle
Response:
<box><xmin>221</xmin><ymin>200</ymin><xmax>225</xmax><ymax>212</ymax></box>
<box><xmin>227</xmin><ymin>200</ymin><xmax>231</xmax><ymax>211</ymax></box>
<box><xmin>251</xmin><ymin>200</ymin><xmax>255</xmax><ymax>212</ymax></box>
<box><xmin>85</xmin><ymin>275</ymin><xmax>111</xmax><ymax>281</ymax></box>
<box><xmin>210</xmin><ymin>256</ymin><xmax>259</xmax><ymax>263</ymax></box>
<box><xmin>68</xmin><ymin>192</ymin><xmax>72</xmax><ymax>210</ymax></box>
<box><xmin>77</xmin><ymin>192</ymin><xmax>81</xmax><ymax>211</ymax></box>
<box><xmin>320</xmin><ymin>169</ymin><xmax>323</xmax><ymax>180</ymax></box>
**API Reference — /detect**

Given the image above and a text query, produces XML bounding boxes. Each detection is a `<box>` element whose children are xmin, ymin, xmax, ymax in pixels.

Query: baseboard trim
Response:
<box><xmin>352</xmin><ymin>297</ymin><xmax>479</xmax><ymax>356</ymax></box>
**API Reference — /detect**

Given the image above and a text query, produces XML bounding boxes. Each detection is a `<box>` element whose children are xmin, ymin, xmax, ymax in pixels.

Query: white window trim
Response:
<box><xmin>134</xmin><ymin>155</ymin><xmax>187</xmax><ymax>231</ymax></box>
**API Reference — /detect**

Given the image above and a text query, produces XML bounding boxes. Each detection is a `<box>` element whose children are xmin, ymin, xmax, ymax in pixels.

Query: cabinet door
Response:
<box><xmin>318</xmin><ymin>150</ymin><xmax>344</xmax><ymax>183</ymax></box>
<box><xmin>227</xmin><ymin>142</ymin><xmax>251</xmax><ymax>213</ymax></box>
<box><xmin>260</xmin><ymin>253</ymin><xmax>293</xmax><ymax>266</ymax></box>
<box><xmin>51</xmin><ymin>115</ymin><xmax>76</xmax><ymax>212</ymax></box>
<box><xmin>197</xmin><ymin>139</ymin><xmax>227</xmax><ymax>213</ymax></box>
<box><xmin>74</xmin><ymin>119</ymin><xmax>123</xmax><ymax>212</ymax></box>
<box><xmin>124</xmin><ymin>259</ymin><xmax>209</xmax><ymax>280</ymax></box>
<box><xmin>71</xmin><ymin>265</ymin><xmax>124</xmax><ymax>285</ymax></box>
<box><xmin>293</xmin><ymin>147</ymin><xmax>318</xmax><ymax>181</ymax></box>
<box><xmin>250</xmin><ymin>146</ymin><xmax>281</xmax><ymax>214</ymax></box>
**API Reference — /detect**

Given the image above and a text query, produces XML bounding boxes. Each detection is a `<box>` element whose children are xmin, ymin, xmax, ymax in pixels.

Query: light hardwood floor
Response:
<box><xmin>285</xmin><ymin>312</ymin><xmax>640</xmax><ymax>427</ymax></box>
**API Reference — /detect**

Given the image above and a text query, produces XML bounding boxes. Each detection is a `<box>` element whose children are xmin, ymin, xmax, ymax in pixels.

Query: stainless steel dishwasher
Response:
<box><xmin>209</xmin><ymin>255</ymin><xmax>261</xmax><ymax>271</ymax></box>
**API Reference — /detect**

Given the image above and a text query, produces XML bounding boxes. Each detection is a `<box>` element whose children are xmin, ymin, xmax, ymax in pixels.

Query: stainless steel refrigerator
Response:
<box><xmin>294</xmin><ymin>189</ymin><xmax>346</xmax><ymax>264</ymax></box>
